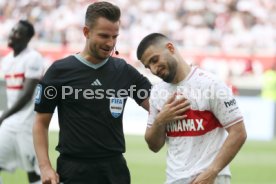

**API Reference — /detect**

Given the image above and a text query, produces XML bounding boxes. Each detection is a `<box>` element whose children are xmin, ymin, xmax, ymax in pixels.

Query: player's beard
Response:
<box><xmin>162</xmin><ymin>55</ymin><xmax>178</xmax><ymax>83</ymax></box>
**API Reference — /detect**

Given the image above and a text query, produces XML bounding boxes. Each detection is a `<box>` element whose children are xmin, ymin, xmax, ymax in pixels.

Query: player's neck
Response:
<box><xmin>13</xmin><ymin>46</ymin><xmax>26</xmax><ymax>57</ymax></box>
<box><xmin>172</xmin><ymin>62</ymin><xmax>191</xmax><ymax>84</ymax></box>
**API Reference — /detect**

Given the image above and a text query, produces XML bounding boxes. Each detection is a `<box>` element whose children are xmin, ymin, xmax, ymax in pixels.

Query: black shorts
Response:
<box><xmin>57</xmin><ymin>154</ymin><xmax>131</xmax><ymax>184</ymax></box>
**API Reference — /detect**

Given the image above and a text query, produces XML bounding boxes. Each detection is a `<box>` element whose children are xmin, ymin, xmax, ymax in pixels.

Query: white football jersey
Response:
<box><xmin>1</xmin><ymin>48</ymin><xmax>44</xmax><ymax>132</ymax></box>
<box><xmin>148</xmin><ymin>66</ymin><xmax>243</xmax><ymax>184</ymax></box>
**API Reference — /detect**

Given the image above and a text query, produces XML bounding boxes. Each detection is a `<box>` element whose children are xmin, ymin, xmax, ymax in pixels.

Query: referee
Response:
<box><xmin>33</xmin><ymin>2</ymin><xmax>151</xmax><ymax>184</ymax></box>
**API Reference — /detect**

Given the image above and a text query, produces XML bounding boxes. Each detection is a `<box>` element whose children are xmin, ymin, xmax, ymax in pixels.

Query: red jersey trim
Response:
<box><xmin>5</xmin><ymin>73</ymin><xmax>25</xmax><ymax>78</ymax></box>
<box><xmin>7</xmin><ymin>86</ymin><xmax>24</xmax><ymax>90</ymax></box>
<box><xmin>224</xmin><ymin>117</ymin><xmax>243</xmax><ymax>128</ymax></box>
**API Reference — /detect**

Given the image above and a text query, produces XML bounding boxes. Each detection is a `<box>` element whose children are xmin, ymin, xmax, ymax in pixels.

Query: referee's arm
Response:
<box><xmin>33</xmin><ymin>112</ymin><xmax>59</xmax><ymax>184</ymax></box>
<box><xmin>140</xmin><ymin>98</ymin><xmax>149</xmax><ymax>111</ymax></box>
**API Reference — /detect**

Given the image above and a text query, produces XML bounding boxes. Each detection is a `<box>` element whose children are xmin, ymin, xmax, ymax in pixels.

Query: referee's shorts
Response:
<box><xmin>57</xmin><ymin>154</ymin><xmax>130</xmax><ymax>184</ymax></box>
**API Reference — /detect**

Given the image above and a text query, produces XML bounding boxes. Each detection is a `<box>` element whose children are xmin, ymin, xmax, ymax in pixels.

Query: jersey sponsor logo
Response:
<box><xmin>228</xmin><ymin>107</ymin><xmax>239</xmax><ymax>113</ymax></box>
<box><xmin>166</xmin><ymin>109</ymin><xmax>222</xmax><ymax>137</ymax></box>
<box><xmin>5</xmin><ymin>73</ymin><xmax>24</xmax><ymax>89</ymax></box>
<box><xmin>91</xmin><ymin>79</ymin><xmax>102</xmax><ymax>86</ymax></box>
<box><xmin>35</xmin><ymin>84</ymin><xmax>42</xmax><ymax>104</ymax></box>
<box><xmin>109</xmin><ymin>97</ymin><xmax>124</xmax><ymax>118</ymax></box>
<box><xmin>224</xmin><ymin>99</ymin><xmax>236</xmax><ymax>108</ymax></box>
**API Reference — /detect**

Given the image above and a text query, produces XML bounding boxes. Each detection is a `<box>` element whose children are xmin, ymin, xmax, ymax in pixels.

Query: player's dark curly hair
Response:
<box><xmin>136</xmin><ymin>33</ymin><xmax>169</xmax><ymax>60</ymax></box>
<box><xmin>19</xmin><ymin>20</ymin><xmax>35</xmax><ymax>40</ymax></box>
<box><xmin>85</xmin><ymin>1</ymin><xmax>121</xmax><ymax>28</ymax></box>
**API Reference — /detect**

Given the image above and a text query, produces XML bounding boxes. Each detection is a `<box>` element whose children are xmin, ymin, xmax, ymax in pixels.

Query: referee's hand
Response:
<box><xmin>40</xmin><ymin>165</ymin><xmax>60</xmax><ymax>184</ymax></box>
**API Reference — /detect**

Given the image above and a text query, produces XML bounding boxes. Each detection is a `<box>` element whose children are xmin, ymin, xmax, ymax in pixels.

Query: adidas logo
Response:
<box><xmin>91</xmin><ymin>79</ymin><xmax>102</xmax><ymax>86</ymax></box>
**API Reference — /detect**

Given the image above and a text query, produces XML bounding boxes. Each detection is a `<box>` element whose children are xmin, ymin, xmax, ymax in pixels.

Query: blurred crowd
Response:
<box><xmin>0</xmin><ymin>0</ymin><xmax>276</xmax><ymax>53</ymax></box>
<box><xmin>1</xmin><ymin>0</ymin><xmax>276</xmax><ymax>90</ymax></box>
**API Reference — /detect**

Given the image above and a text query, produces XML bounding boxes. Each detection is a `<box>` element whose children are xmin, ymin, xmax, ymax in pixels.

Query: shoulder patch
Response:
<box><xmin>35</xmin><ymin>84</ymin><xmax>42</xmax><ymax>104</ymax></box>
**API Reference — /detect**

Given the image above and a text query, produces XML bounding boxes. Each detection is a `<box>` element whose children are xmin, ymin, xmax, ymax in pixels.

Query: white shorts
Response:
<box><xmin>215</xmin><ymin>175</ymin><xmax>231</xmax><ymax>184</ymax></box>
<box><xmin>0</xmin><ymin>128</ymin><xmax>39</xmax><ymax>174</ymax></box>
<box><xmin>166</xmin><ymin>175</ymin><xmax>231</xmax><ymax>184</ymax></box>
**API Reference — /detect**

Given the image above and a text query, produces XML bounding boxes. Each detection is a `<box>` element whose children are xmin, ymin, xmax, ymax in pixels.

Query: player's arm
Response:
<box><xmin>145</xmin><ymin>116</ymin><xmax>167</xmax><ymax>153</ymax></box>
<box><xmin>33</xmin><ymin>112</ymin><xmax>59</xmax><ymax>184</ymax></box>
<box><xmin>145</xmin><ymin>94</ymin><xmax>190</xmax><ymax>152</ymax></box>
<box><xmin>0</xmin><ymin>78</ymin><xmax>39</xmax><ymax>124</ymax></box>
<box><xmin>140</xmin><ymin>98</ymin><xmax>149</xmax><ymax>111</ymax></box>
<box><xmin>192</xmin><ymin>121</ymin><xmax>246</xmax><ymax>184</ymax></box>
<box><xmin>192</xmin><ymin>81</ymin><xmax>246</xmax><ymax>184</ymax></box>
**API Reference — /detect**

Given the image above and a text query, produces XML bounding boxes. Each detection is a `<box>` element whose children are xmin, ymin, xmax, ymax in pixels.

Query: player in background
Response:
<box><xmin>137</xmin><ymin>33</ymin><xmax>247</xmax><ymax>184</ymax></box>
<box><xmin>0</xmin><ymin>20</ymin><xmax>44</xmax><ymax>184</ymax></box>
<box><xmin>33</xmin><ymin>2</ymin><xmax>151</xmax><ymax>184</ymax></box>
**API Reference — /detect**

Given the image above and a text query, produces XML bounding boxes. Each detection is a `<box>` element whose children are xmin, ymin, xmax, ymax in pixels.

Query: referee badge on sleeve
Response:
<box><xmin>109</xmin><ymin>97</ymin><xmax>124</xmax><ymax>118</ymax></box>
<box><xmin>35</xmin><ymin>84</ymin><xmax>42</xmax><ymax>104</ymax></box>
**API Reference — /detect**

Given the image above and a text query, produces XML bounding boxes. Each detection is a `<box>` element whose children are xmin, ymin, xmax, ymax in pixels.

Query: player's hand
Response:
<box><xmin>156</xmin><ymin>93</ymin><xmax>190</xmax><ymax>125</ymax></box>
<box><xmin>40</xmin><ymin>165</ymin><xmax>60</xmax><ymax>184</ymax></box>
<box><xmin>191</xmin><ymin>169</ymin><xmax>217</xmax><ymax>184</ymax></box>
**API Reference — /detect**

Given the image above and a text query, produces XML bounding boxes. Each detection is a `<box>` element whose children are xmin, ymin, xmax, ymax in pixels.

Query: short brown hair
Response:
<box><xmin>85</xmin><ymin>1</ymin><xmax>121</xmax><ymax>28</ymax></box>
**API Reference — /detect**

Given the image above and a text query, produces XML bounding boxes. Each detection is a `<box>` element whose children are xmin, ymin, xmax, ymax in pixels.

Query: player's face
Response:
<box><xmin>163</xmin><ymin>54</ymin><xmax>178</xmax><ymax>82</ymax></box>
<box><xmin>86</xmin><ymin>17</ymin><xmax>119</xmax><ymax>61</ymax></box>
<box><xmin>8</xmin><ymin>23</ymin><xmax>29</xmax><ymax>50</ymax></box>
<box><xmin>141</xmin><ymin>45</ymin><xmax>178</xmax><ymax>83</ymax></box>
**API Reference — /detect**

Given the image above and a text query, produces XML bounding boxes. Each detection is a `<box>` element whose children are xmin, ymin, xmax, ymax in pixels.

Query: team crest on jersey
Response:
<box><xmin>109</xmin><ymin>97</ymin><xmax>124</xmax><ymax>118</ymax></box>
<box><xmin>35</xmin><ymin>84</ymin><xmax>42</xmax><ymax>104</ymax></box>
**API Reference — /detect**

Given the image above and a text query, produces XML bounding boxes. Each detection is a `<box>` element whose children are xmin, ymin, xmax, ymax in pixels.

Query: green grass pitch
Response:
<box><xmin>1</xmin><ymin>131</ymin><xmax>276</xmax><ymax>184</ymax></box>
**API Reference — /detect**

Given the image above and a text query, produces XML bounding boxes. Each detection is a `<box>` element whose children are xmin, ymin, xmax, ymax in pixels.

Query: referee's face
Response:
<box><xmin>86</xmin><ymin>17</ymin><xmax>120</xmax><ymax>62</ymax></box>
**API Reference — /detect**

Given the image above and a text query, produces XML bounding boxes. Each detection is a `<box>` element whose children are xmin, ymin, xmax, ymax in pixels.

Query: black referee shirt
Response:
<box><xmin>35</xmin><ymin>55</ymin><xmax>151</xmax><ymax>159</ymax></box>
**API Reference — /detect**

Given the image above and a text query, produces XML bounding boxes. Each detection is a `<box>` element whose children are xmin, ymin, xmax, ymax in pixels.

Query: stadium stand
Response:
<box><xmin>1</xmin><ymin>0</ymin><xmax>276</xmax><ymax>89</ymax></box>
